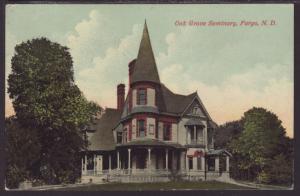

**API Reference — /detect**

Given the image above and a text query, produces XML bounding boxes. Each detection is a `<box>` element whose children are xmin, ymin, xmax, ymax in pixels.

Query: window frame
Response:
<box><xmin>163</xmin><ymin>123</ymin><xmax>172</xmax><ymax>141</ymax></box>
<box><xmin>137</xmin><ymin>88</ymin><xmax>147</xmax><ymax>105</ymax></box>
<box><xmin>123</xmin><ymin>128</ymin><xmax>128</xmax><ymax>144</ymax></box>
<box><xmin>117</xmin><ymin>131</ymin><xmax>123</xmax><ymax>144</ymax></box>
<box><xmin>137</xmin><ymin>119</ymin><xmax>146</xmax><ymax>137</ymax></box>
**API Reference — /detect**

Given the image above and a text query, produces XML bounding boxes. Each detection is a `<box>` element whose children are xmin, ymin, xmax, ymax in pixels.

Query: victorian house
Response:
<box><xmin>81</xmin><ymin>22</ymin><xmax>231</xmax><ymax>183</ymax></box>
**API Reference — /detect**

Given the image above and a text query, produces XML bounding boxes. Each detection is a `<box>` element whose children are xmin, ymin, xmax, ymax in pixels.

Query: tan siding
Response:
<box><xmin>178</xmin><ymin>118</ymin><xmax>189</xmax><ymax>145</ymax></box>
<box><xmin>147</xmin><ymin>88</ymin><xmax>155</xmax><ymax>107</ymax></box>
<box><xmin>172</xmin><ymin>123</ymin><xmax>178</xmax><ymax>142</ymax></box>
<box><xmin>132</xmin><ymin>89</ymin><xmax>137</xmax><ymax>107</ymax></box>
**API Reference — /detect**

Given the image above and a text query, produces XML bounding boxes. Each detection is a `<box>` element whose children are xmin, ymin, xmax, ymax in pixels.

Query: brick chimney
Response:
<box><xmin>117</xmin><ymin>83</ymin><xmax>125</xmax><ymax>110</ymax></box>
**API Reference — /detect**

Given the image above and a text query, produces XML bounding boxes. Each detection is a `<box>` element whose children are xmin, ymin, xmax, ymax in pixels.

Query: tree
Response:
<box><xmin>5</xmin><ymin>116</ymin><xmax>41</xmax><ymax>188</ymax></box>
<box><xmin>7</xmin><ymin>38</ymin><xmax>101</xmax><ymax>185</ymax></box>
<box><xmin>229</xmin><ymin>107</ymin><xmax>292</xmax><ymax>184</ymax></box>
<box><xmin>214</xmin><ymin>120</ymin><xmax>243</xmax><ymax>149</ymax></box>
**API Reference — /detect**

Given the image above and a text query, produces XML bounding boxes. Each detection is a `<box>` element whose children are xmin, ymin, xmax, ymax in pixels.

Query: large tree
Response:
<box><xmin>214</xmin><ymin>120</ymin><xmax>243</xmax><ymax>149</ymax></box>
<box><xmin>228</xmin><ymin>107</ymin><xmax>293</xmax><ymax>184</ymax></box>
<box><xmin>7</xmin><ymin>38</ymin><xmax>101</xmax><ymax>185</ymax></box>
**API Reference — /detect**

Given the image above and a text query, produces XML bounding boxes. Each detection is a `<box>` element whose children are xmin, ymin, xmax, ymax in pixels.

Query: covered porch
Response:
<box><xmin>81</xmin><ymin>141</ymin><xmax>186</xmax><ymax>183</ymax></box>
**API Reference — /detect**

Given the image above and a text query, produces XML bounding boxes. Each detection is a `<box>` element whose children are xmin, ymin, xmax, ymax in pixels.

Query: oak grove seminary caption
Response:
<box><xmin>175</xmin><ymin>20</ymin><xmax>276</xmax><ymax>27</ymax></box>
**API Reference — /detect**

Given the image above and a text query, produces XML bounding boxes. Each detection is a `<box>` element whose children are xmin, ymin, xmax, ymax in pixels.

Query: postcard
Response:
<box><xmin>4</xmin><ymin>3</ymin><xmax>294</xmax><ymax>191</ymax></box>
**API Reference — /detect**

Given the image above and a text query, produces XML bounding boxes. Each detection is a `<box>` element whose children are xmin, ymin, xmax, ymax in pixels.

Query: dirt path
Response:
<box><xmin>223</xmin><ymin>179</ymin><xmax>293</xmax><ymax>190</ymax></box>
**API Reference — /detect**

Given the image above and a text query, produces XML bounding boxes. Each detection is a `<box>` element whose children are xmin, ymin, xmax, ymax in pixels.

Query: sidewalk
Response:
<box><xmin>7</xmin><ymin>183</ymin><xmax>91</xmax><ymax>191</ymax></box>
<box><xmin>225</xmin><ymin>179</ymin><xmax>293</xmax><ymax>190</ymax></box>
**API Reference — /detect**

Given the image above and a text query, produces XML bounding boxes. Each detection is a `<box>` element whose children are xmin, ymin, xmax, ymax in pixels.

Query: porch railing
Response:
<box><xmin>82</xmin><ymin>169</ymin><xmax>218</xmax><ymax>177</ymax></box>
<box><xmin>82</xmin><ymin>169</ymin><xmax>172</xmax><ymax>176</ymax></box>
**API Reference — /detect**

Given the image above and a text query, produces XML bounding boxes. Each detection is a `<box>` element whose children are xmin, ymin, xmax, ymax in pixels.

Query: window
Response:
<box><xmin>137</xmin><ymin>88</ymin><xmax>147</xmax><ymax>105</ymax></box>
<box><xmin>193</xmin><ymin>106</ymin><xmax>201</xmax><ymax>115</ymax></box>
<box><xmin>190</xmin><ymin>128</ymin><xmax>198</xmax><ymax>141</ymax></box>
<box><xmin>123</xmin><ymin>128</ymin><xmax>128</xmax><ymax>143</ymax></box>
<box><xmin>188</xmin><ymin>157</ymin><xmax>193</xmax><ymax>170</ymax></box>
<box><xmin>163</xmin><ymin>123</ymin><xmax>171</xmax><ymax>141</ymax></box>
<box><xmin>117</xmin><ymin>132</ymin><xmax>122</xmax><ymax>144</ymax></box>
<box><xmin>137</xmin><ymin>119</ymin><xmax>145</xmax><ymax>137</ymax></box>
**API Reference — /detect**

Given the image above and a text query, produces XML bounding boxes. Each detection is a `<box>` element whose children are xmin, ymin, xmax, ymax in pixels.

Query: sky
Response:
<box><xmin>5</xmin><ymin>4</ymin><xmax>294</xmax><ymax>137</ymax></box>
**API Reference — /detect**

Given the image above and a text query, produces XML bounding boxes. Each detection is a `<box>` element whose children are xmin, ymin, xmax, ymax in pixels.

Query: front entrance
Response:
<box><xmin>136</xmin><ymin>150</ymin><xmax>147</xmax><ymax>169</ymax></box>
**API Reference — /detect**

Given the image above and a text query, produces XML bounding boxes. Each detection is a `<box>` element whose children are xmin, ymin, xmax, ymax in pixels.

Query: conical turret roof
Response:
<box><xmin>131</xmin><ymin>21</ymin><xmax>160</xmax><ymax>84</ymax></box>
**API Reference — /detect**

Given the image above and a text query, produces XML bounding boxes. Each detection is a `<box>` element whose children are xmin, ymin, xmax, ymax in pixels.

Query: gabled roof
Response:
<box><xmin>158</xmin><ymin>84</ymin><xmax>197</xmax><ymax>114</ymax></box>
<box><xmin>88</xmin><ymin>108</ymin><xmax>122</xmax><ymax>151</ymax></box>
<box><xmin>131</xmin><ymin>21</ymin><xmax>160</xmax><ymax>84</ymax></box>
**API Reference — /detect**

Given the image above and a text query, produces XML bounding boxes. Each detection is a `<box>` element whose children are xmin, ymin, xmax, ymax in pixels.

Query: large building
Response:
<box><xmin>81</xmin><ymin>22</ymin><xmax>231</xmax><ymax>183</ymax></box>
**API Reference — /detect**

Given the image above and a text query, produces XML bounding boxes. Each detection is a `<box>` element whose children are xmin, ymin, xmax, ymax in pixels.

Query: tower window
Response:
<box><xmin>137</xmin><ymin>88</ymin><xmax>147</xmax><ymax>105</ymax></box>
<box><xmin>137</xmin><ymin>119</ymin><xmax>146</xmax><ymax>137</ymax></box>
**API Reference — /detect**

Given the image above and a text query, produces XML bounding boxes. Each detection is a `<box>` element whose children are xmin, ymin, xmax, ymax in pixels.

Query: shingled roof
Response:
<box><xmin>88</xmin><ymin>108</ymin><xmax>122</xmax><ymax>151</ymax></box>
<box><xmin>131</xmin><ymin>21</ymin><xmax>160</xmax><ymax>84</ymax></box>
<box><xmin>159</xmin><ymin>84</ymin><xmax>197</xmax><ymax>114</ymax></box>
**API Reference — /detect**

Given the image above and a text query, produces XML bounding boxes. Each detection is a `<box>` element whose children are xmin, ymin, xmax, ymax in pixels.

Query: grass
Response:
<box><xmin>58</xmin><ymin>181</ymin><xmax>253</xmax><ymax>191</ymax></box>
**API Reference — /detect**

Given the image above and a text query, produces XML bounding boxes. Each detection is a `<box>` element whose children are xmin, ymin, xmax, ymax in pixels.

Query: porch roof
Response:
<box><xmin>185</xmin><ymin>118</ymin><xmax>205</xmax><ymax>127</ymax></box>
<box><xmin>207</xmin><ymin>149</ymin><xmax>232</xmax><ymax>157</ymax></box>
<box><xmin>116</xmin><ymin>139</ymin><xmax>186</xmax><ymax>149</ymax></box>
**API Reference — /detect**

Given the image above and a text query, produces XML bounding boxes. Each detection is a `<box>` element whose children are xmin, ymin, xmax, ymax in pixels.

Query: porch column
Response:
<box><xmin>165</xmin><ymin>149</ymin><xmax>169</xmax><ymax>170</ymax></box>
<box><xmin>97</xmin><ymin>155</ymin><xmax>103</xmax><ymax>171</ymax></box>
<box><xmin>117</xmin><ymin>151</ymin><xmax>120</xmax><ymax>170</ymax></box>
<box><xmin>185</xmin><ymin>153</ymin><xmax>189</xmax><ymax>170</ymax></box>
<box><xmin>201</xmin><ymin>156</ymin><xmax>205</xmax><ymax>171</ymax></box>
<box><xmin>128</xmin><ymin>149</ymin><xmax>131</xmax><ymax>169</ymax></box>
<box><xmin>93</xmin><ymin>154</ymin><xmax>96</xmax><ymax>172</ymax></box>
<box><xmin>205</xmin><ymin>127</ymin><xmax>208</xmax><ymax>150</ymax></box>
<box><xmin>215</xmin><ymin>157</ymin><xmax>219</xmax><ymax>172</ymax></box>
<box><xmin>109</xmin><ymin>154</ymin><xmax>112</xmax><ymax>171</ymax></box>
<box><xmin>84</xmin><ymin>155</ymin><xmax>87</xmax><ymax>171</ymax></box>
<box><xmin>81</xmin><ymin>157</ymin><xmax>84</xmax><ymax>171</ymax></box>
<box><xmin>148</xmin><ymin>148</ymin><xmax>151</xmax><ymax>170</ymax></box>
<box><xmin>226</xmin><ymin>156</ymin><xmax>230</xmax><ymax>172</ymax></box>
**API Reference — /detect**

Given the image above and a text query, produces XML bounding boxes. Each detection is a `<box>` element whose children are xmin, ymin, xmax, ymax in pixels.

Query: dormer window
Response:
<box><xmin>137</xmin><ymin>88</ymin><xmax>147</xmax><ymax>105</ymax></box>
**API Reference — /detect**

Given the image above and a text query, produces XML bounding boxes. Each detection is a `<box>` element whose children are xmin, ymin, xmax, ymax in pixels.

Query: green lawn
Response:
<box><xmin>58</xmin><ymin>181</ymin><xmax>253</xmax><ymax>191</ymax></box>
